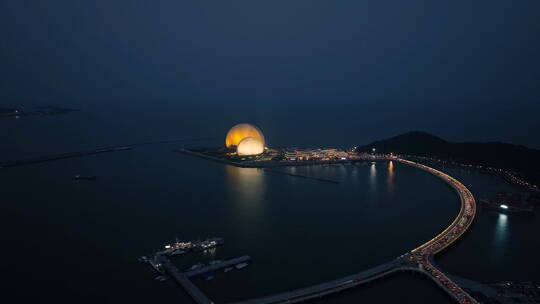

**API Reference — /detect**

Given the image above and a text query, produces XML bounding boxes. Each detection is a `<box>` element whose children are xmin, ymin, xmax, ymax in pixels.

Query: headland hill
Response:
<box><xmin>356</xmin><ymin>131</ymin><xmax>540</xmax><ymax>192</ymax></box>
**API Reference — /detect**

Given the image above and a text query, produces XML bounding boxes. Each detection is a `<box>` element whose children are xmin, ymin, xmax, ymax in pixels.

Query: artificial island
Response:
<box><xmin>177</xmin><ymin>123</ymin><xmax>356</xmax><ymax>168</ymax></box>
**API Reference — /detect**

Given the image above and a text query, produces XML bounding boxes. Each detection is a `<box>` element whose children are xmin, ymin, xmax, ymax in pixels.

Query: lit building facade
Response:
<box><xmin>225</xmin><ymin>123</ymin><xmax>265</xmax><ymax>156</ymax></box>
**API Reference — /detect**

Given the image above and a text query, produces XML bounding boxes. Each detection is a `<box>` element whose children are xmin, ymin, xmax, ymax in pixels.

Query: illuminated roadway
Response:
<box><xmin>232</xmin><ymin>157</ymin><xmax>479</xmax><ymax>304</ymax></box>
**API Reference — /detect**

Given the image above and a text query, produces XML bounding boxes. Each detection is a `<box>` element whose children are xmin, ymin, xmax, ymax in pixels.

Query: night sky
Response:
<box><xmin>2</xmin><ymin>1</ymin><xmax>539</xmax><ymax>147</ymax></box>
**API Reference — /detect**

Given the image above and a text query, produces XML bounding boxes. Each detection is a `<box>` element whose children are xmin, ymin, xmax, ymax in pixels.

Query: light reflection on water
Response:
<box><xmin>494</xmin><ymin>213</ymin><xmax>509</xmax><ymax>247</ymax></box>
<box><xmin>203</xmin><ymin>247</ymin><xmax>217</xmax><ymax>257</ymax></box>
<box><xmin>369</xmin><ymin>162</ymin><xmax>377</xmax><ymax>187</ymax></box>
<box><xmin>387</xmin><ymin>161</ymin><xmax>395</xmax><ymax>193</ymax></box>
<box><xmin>366</xmin><ymin>162</ymin><xmax>378</xmax><ymax>202</ymax></box>
<box><xmin>225</xmin><ymin>166</ymin><xmax>266</xmax><ymax>226</ymax></box>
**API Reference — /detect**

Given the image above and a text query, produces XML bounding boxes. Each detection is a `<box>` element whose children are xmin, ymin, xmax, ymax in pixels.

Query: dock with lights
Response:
<box><xmin>155</xmin><ymin>255</ymin><xmax>214</xmax><ymax>304</ymax></box>
<box><xmin>185</xmin><ymin>256</ymin><xmax>251</xmax><ymax>278</ymax></box>
<box><xmin>142</xmin><ymin>239</ymin><xmax>251</xmax><ymax>304</ymax></box>
<box><xmin>157</xmin><ymin>237</ymin><xmax>224</xmax><ymax>256</ymax></box>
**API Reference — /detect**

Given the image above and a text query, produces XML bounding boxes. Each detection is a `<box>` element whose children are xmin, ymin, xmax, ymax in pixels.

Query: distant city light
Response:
<box><xmin>500</xmin><ymin>204</ymin><xmax>508</xmax><ymax>209</ymax></box>
<box><xmin>372</xmin><ymin>148</ymin><xmax>376</xmax><ymax>152</ymax></box>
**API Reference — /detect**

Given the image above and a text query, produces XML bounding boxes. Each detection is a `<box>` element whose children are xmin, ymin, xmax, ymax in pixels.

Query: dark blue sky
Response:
<box><xmin>2</xmin><ymin>1</ymin><xmax>539</xmax><ymax>147</ymax></box>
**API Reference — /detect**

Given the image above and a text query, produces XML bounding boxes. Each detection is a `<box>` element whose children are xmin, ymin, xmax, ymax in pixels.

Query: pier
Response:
<box><xmin>185</xmin><ymin>256</ymin><xmax>251</xmax><ymax>278</ymax></box>
<box><xmin>156</xmin><ymin>255</ymin><xmax>214</xmax><ymax>304</ymax></box>
<box><xmin>0</xmin><ymin>138</ymin><xmax>216</xmax><ymax>169</ymax></box>
<box><xmin>0</xmin><ymin>146</ymin><xmax>132</xmax><ymax>168</ymax></box>
<box><xmin>146</xmin><ymin>254</ymin><xmax>250</xmax><ymax>303</ymax></box>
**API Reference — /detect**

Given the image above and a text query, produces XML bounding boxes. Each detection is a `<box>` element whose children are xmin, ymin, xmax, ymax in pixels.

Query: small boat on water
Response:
<box><xmin>189</xmin><ymin>263</ymin><xmax>204</xmax><ymax>271</ymax></box>
<box><xmin>154</xmin><ymin>275</ymin><xmax>168</xmax><ymax>281</ymax></box>
<box><xmin>74</xmin><ymin>175</ymin><xmax>96</xmax><ymax>181</ymax></box>
<box><xmin>169</xmin><ymin>249</ymin><xmax>185</xmax><ymax>256</ymax></box>
<box><xmin>235</xmin><ymin>262</ymin><xmax>248</xmax><ymax>270</ymax></box>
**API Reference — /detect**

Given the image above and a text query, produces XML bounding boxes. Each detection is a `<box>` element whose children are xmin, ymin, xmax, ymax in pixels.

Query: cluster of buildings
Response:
<box><xmin>224</xmin><ymin>123</ymin><xmax>358</xmax><ymax>162</ymax></box>
<box><xmin>282</xmin><ymin>148</ymin><xmax>352</xmax><ymax>161</ymax></box>
<box><xmin>407</xmin><ymin>155</ymin><xmax>539</xmax><ymax>192</ymax></box>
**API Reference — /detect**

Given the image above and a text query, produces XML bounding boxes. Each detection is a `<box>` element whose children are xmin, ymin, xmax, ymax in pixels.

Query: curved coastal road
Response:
<box><xmin>231</xmin><ymin>157</ymin><xmax>478</xmax><ymax>304</ymax></box>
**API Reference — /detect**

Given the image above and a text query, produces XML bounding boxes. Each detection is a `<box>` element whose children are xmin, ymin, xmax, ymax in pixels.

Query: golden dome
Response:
<box><xmin>225</xmin><ymin>123</ymin><xmax>265</xmax><ymax>148</ymax></box>
<box><xmin>237</xmin><ymin>137</ymin><xmax>264</xmax><ymax>156</ymax></box>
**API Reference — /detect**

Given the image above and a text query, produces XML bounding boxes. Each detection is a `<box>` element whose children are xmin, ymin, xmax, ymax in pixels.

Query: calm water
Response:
<box><xmin>1</xmin><ymin>112</ymin><xmax>538</xmax><ymax>303</ymax></box>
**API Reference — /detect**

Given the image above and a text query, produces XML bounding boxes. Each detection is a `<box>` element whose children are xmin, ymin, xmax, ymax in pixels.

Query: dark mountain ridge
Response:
<box><xmin>359</xmin><ymin>131</ymin><xmax>540</xmax><ymax>185</ymax></box>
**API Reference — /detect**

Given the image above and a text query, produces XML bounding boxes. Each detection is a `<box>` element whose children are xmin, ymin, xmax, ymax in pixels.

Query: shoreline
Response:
<box><xmin>406</xmin><ymin>156</ymin><xmax>539</xmax><ymax>193</ymax></box>
<box><xmin>174</xmin><ymin>148</ymin><xmax>361</xmax><ymax>168</ymax></box>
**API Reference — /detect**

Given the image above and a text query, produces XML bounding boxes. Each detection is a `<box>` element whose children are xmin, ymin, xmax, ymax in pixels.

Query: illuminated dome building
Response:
<box><xmin>225</xmin><ymin>123</ymin><xmax>265</xmax><ymax>148</ymax></box>
<box><xmin>225</xmin><ymin>123</ymin><xmax>266</xmax><ymax>156</ymax></box>
<box><xmin>237</xmin><ymin>137</ymin><xmax>264</xmax><ymax>156</ymax></box>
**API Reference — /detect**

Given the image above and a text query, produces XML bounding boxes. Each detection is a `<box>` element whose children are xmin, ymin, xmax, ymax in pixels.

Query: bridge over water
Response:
<box><xmin>230</xmin><ymin>158</ymin><xmax>480</xmax><ymax>304</ymax></box>
<box><xmin>165</xmin><ymin>157</ymin><xmax>494</xmax><ymax>304</ymax></box>
<box><xmin>233</xmin><ymin>259</ymin><xmax>403</xmax><ymax>304</ymax></box>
